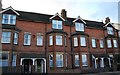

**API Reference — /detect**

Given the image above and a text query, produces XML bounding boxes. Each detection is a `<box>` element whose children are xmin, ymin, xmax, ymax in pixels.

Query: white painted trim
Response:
<box><xmin>0</xmin><ymin>6</ymin><xmax>20</xmax><ymax>16</ymax></box>
<box><xmin>49</xmin><ymin>13</ymin><xmax>65</xmax><ymax>21</ymax></box>
<box><xmin>73</xmin><ymin>16</ymin><xmax>86</xmax><ymax>24</ymax></box>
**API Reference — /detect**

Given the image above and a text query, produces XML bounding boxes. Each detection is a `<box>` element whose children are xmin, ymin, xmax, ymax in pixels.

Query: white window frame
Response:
<box><xmin>2</xmin><ymin>14</ymin><xmax>16</xmax><ymax>25</ymax></box>
<box><xmin>1</xmin><ymin>31</ymin><xmax>11</xmax><ymax>43</ymax></box>
<box><xmin>75</xmin><ymin>54</ymin><xmax>79</xmax><ymax>67</ymax></box>
<box><xmin>49</xmin><ymin>35</ymin><xmax>53</xmax><ymax>45</ymax></box>
<box><xmin>14</xmin><ymin>32</ymin><xmax>18</xmax><ymax>44</ymax></box>
<box><xmin>24</xmin><ymin>33</ymin><xmax>31</xmax><ymax>45</ymax></box>
<box><xmin>113</xmin><ymin>39</ymin><xmax>118</xmax><ymax>48</ymax></box>
<box><xmin>80</xmin><ymin>36</ymin><xmax>86</xmax><ymax>46</ymax></box>
<box><xmin>92</xmin><ymin>38</ymin><xmax>96</xmax><ymax>48</ymax></box>
<box><xmin>75</xmin><ymin>22</ymin><xmax>84</xmax><ymax>31</ymax></box>
<box><xmin>37</xmin><ymin>34</ymin><xmax>43</xmax><ymax>46</ymax></box>
<box><xmin>56</xmin><ymin>35</ymin><xmax>62</xmax><ymax>45</ymax></box>
<box><xmin>100</xmin><ymin>39</ymin><xmax>104</xmax><ymax>48</ymax></box>
<box><xmin>56</xmin><ymin>53</ymin><xmax>63</xmax><ymax>67</ymax></box>
<box><xmin>107</xmin><ymin>39</ymin><xmax>112</xmax><ymax>48</ymax></box>
<box><xmin>52</xmin><ymin>20</ymin><xmax>62</xmax><ymax>29</ymax></box>
<box><xmin>82</xmin><ymin>54</ymin><xmax>88</xmax><ymax>67</ymax></box>
<box><xmin>107</xmin><ymin>27</ymin><xmax>114</xmax><ymax>35</ymax></box>
<box><xmin>74</xmin><ymin>37</ymin><xmax>78</xmax><ymax>47</ymax></box>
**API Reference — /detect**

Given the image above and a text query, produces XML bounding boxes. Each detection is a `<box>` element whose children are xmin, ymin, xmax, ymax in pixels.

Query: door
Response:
<box><xmin>23</xmin><ymin>59</ymin><xmax>32</xmax><ymax>73</ymax></box>
<box><xmin>35</xmin><ymin>59</ymin><xmax>44</xmax><ymax>73</ymax></box>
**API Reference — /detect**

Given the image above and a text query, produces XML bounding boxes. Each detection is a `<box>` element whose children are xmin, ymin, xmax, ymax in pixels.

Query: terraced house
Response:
<box><xmin>0</xmin><ymin>6</ymin><xmax>120</xmax><ymax>74</ymax></box>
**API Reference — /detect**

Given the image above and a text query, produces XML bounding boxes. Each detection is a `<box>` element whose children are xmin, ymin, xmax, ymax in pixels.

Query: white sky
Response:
<box><xmin>2</xmin><ymin>0</ymin><xmax>120</xmax><ymax>23</ymax></box>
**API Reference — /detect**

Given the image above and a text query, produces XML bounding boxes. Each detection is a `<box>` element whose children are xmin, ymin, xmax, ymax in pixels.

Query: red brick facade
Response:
<box><xmin>1</xmin><ymin>7</ymin><xmax>120</xmax><ymax>74</ymax></box>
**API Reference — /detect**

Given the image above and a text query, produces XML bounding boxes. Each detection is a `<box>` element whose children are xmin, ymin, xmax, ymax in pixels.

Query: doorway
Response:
<box><xmin>23</xmin><ymin>59</ymin><xmax>33</xmax><ymax>73</ymax></box>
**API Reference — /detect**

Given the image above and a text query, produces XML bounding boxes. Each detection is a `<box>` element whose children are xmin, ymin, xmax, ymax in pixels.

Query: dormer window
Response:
<box><xmin>75</xmin><ymin>22</ymin><xmax>84</xmax><ymax>31</ymax></box>
<box><xmin>2</xmin><ymin>14</ymin><xmax>16</xmax><ymax>25</ymax></box>
<box><xmin>107</xmin><ymin>27</ymin><xmax>114</xmax><ymax>35</ymax></box>
<box><xmin>52</xmin><ymin>20</ymin><xmax>62</xmax><ymax>29</ymax></box>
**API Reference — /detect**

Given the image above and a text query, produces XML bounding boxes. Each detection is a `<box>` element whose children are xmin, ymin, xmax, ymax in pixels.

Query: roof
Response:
<box><xmin>2</xmin><ymin>7</ymin><xmax>105</xmax><ymax>29</ymax></box>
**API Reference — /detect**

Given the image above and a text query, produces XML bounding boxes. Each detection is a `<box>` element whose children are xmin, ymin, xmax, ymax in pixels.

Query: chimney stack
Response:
<box><xmin>61</xmin><ymin>9</ymin><xmax>67</xmax><ymax>20</ymax></box>
<box><xmin>105</xmin><ymin>17</ymin><xmax>110</xmax><ymax>24</ymax></box>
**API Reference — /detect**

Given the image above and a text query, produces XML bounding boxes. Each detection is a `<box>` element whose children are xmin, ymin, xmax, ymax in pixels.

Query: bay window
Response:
<box><xmin>100</xmin><ymin>39</ymin><xmax>104</xmax><ymax>48</ymax></box>
<box><xmin>49</xmin><ymin>35</ymin><xmax>53</xmax><ymax>45</ymax></box>
<box><xmin>49</xmin><ymin>54</ymin><xmax>53</xmax><ymax>67</ymax></box>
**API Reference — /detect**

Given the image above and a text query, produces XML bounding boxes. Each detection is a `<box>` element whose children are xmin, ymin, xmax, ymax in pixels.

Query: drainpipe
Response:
<box><xmin>70</xmin><ymin>24</ymin><xmax>74</xmax><ymax>69</ymax></box>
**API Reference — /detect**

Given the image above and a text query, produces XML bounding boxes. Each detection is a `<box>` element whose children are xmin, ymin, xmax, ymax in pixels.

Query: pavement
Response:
<box><xmin>83</xmin><ymin>71</ymin><xmax>120</xmax><ymax>75</ymax></box>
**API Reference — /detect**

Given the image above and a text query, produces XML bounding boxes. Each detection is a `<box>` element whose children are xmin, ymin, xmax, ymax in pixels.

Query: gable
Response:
<box><xmin>73</xmin><ymin>16</ymin><xmax>86</xmax><ymax>24</ymax></box>
<box><xmin>49</xmin><ymin>13</ymin><xmax>65</xmax><ymax>21</ymax></box>
<box><xmin>0</xmin><ymin>6</ymin><xmax>20</xmax><ymax>16</ymax></box>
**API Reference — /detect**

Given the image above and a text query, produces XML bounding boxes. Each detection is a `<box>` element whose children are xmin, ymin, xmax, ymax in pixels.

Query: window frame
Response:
<box><xmin>56</xmin><ymin>53</ymin><xmax>63</xmax><ymax>67</ymax></box>
<box><xmin>52</xmin><ymin>20</ymin><xmax>62</xmax><ymax>29</ymax></box>
<box><xmin>107</xmin><ymin>27</ymin><xmax>114</xmax><ymax>35</ymax></box>
<box><xmin>99</xmin><ymin>39</ymin><xmax>104</xmax><ymax>48</ymax></box>
<box><xmin>74</xmin><ymin>36</ymin><xmax>78</xmax><ymax>47</ymax></box>
<box><xmin>0</xmin><ymin>53</ymin><xmax>8</xmax><ymax>67</ymax></box>
<box><xmin>1</xmin><ymin>31</ymin><xmax>11</xmax><ymax>43</ymax></box>
<box><xmin>80</xmin><ymin>36</ymin><xmax>86</xmax><ymax>46</ymax></box>
<box><xmin>82</xmin><ymin>54</ymin><xmax>88</xmax><ymax>67</ymax></box>
<box><xmin>75</xmin><ymin>54</ymin><xmax>79</xmax><ymax>67</ymax></box>
<box><xmin>113</xmin><ymin>39</ymin><xmax>118</xmax><ymax>48</ymax></box>
<box><xmin>107</xmin><ymin>39</ymin><xmax>112</xmax><ymax>48</ymax></box>
<box><xmin>2</xmin><ymin>14</ymin><xmax>16</xmax><ymax>25</ymax></box>
<box><xmin>49</xmin><ymin>35</ymin><xmax>53</xmax><ymax>46</ymax></box>
<box><xmin>56</xmin><ymin>35</ymin><xmax>62</xmax><ymax>45</ymax></box>
<box><xmin>24</xmin><ymin>33</ymin><xmax>31</xmax><ymax>45</ymax></box>
<box><xmin>37</xmin><ymin>34</ymin><xmax>43</xmax><ymax>46</ymax></box>
<box><xmin>75</xmin><ymin>22</ymin><xmax>84</xmax><ymax>31</ymax></box>
<box><xmin>14</xmin><ymin>32</ymin><xmax>18</xmax><ymax>45</ymax></box>
<box><xmin>92</xmin><ymin>38</ymin><xmax>97</xmax><ymax>48</ymax></box>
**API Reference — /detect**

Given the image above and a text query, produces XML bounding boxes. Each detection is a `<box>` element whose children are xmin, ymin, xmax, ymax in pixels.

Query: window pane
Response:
<box><xmin>24</xmin><ymin>33</ymin><xmax>31</xmax><ymax>45</ymax></box>
<box><xmin>2</xmin><ymin>14</ymin><xmax>16</xmax><ymax>25</ymax></box>
<box><xmin>75</xmin><ymin>23</ymin><xmax>84</xmax><ymax>31</ymax></box>
<box><xmin>49</xmin><ymin>36</ymin><xmax>53</xmax><ymax>45</ymax></box>
<box><xmin>107</xmin><ymin>40</ymin><xmax>112</xmax><ymax>48</ymax></box>
<box><xmin>52</xmin><ymin>20</ymin><xmax>62</xmax><ymax>29</ymax></box>
<box><xmin>92</xmin><ymin>39</ymin><xmax>96</xmax><ymax>48</ymax></box>
<box><xmin>80</xmin><ymin>37</ymin><xmax>86</xmax><ymax>46</ymax></box>
<box><xmin>1</xmin><ymin>32</ymin><xmax>11</xmax><ymax>43</ymax></box>
<box><xmin>107</xmin><ymin>27</ymin><xmax>114</xmax><ymax>35</ymax></box>
<box><xmin>0</xmin><ymin>53</ymin><xmax>8</xmax><ymax>67</ymax></box>
<box><xmin>14</xmin><ymin>32</ymin><xmax>18</xmax><ymax>44</ymax></box>
<box><xmin>56</xmin><ymin>54</ymin><xmax>63</xmax><ymax>67</ymax></box>
<box><xmin>75</xmin><ymin>55</ymin><xmax>79</xmax><ymax>67</ymax></box>
<box><xmin>113</xmin><ymin>39</ymin><xmax>117</xmax><ymax>48</ymax></box>
<box><xmin>100</xmin><ymin>39</ymin><xmax>104</xmax><ymax>48</ymax></box>
<box><xmin>37</xmin><ymin>35</ymin><xmax>43</xmax><ymax>45</ymax></box>
<box><xmin>82</xmin><ymin>54</ymin><xmax>88</xmax><ymax>66</ymax></box>
<box><xmin>74</xmin><ymin>37</ymin><xmax>78</xmax><ymax>46</ymax></box>
<box><xmin>56</xmin><ymin>35</ymin><xmax>62</xmax><ymax>45</ymax></box>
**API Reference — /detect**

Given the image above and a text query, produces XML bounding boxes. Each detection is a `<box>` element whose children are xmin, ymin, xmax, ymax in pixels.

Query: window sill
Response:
<box><xmin>23</xmin><ymin>45</ymin><xmax>31</xmax><ymax>46</ymax></box>
<box><xmin>1</xmin><ymin>43</ymin><xmax>10</xmax><ymax>44</ymax></box>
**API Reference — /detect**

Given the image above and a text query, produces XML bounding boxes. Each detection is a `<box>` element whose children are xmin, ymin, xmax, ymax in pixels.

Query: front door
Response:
<box><xmin>23</xmin><ymin>59</ymin><xmax>32</xmax><ymax>73</ymax></box>
<box><xmin>35</xmin><ymin>59</ymin><xmax>44</xmax><ymax>73</ymax></box>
